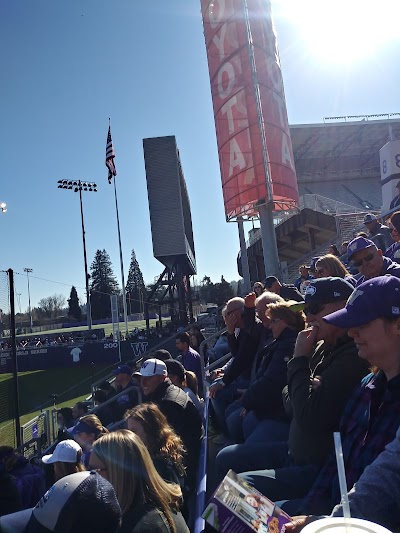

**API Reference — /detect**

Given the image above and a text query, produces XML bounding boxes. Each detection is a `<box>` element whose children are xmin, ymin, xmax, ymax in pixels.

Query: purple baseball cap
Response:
<box><xmin>112</xmin><ymin>364</ymin><xmax>132</xmax><ymax>376</ymax></box>
<box><xmin>323</xmin><ymin>276</ymin><xmax>400</xmax><ymax>328</ymax></box>
<box><xmin>347</xmin><ymin>236</ymin><xmax>377</xmax><ymax>260</ymax></box>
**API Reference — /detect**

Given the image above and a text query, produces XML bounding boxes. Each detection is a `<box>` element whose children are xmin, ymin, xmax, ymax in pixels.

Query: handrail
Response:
<box><xmin>193</xmin><ymin>394</ymin><xmax>209</xmax><ymax>533</ymax></box>
<box><xmin>89</xmin><ymin>385</ymin><xmax>142</xmax><ymax>418</ymax></box>
<box><xmin>198</xmin><ymin>327</ymin><xmax>227</xmax><ymax>398</ymax></box>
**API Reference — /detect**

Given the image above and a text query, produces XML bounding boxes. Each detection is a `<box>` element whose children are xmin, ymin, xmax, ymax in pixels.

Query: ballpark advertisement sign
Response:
<box><xmin>201</xmin><ymin>0</ymin><xmax>298</xmax><ymax>220</ymax></box>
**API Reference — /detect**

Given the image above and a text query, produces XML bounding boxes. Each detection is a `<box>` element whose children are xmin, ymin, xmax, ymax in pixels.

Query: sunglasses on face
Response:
<box><xmin>304</xmin><ymin>302</ymin><xmax>325</xmax><ymax>316</ymax></box>
<box><xmin>353</xmin><ymin>252</ymin><xmax>375</xmax><ymax>268</ymax></box>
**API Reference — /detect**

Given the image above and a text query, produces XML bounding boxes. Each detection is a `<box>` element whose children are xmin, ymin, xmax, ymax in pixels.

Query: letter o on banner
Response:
<box><xmin>209</xmin><ymin>0</ymin><xmax>225</xmax><ymax>29</ymax></box>
<box><xmin>217</xmin><ymin>62</ymin><xmax>235</xmax><ymax>99</ymax></box>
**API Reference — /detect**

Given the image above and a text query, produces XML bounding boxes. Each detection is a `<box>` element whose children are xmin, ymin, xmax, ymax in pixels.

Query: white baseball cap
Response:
<box><xmin>42</xmin><ymin>440</ymin><xmax>82</xmax><ymax>464</ymax></box>
<box><xmin>133</xmin><ymin>358</ymin><xmax>167</xmax><ymax>377</ymax></box>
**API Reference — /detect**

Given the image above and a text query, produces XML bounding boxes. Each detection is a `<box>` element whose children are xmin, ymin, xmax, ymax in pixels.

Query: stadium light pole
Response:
<box><xmin>57</xmin><ymin>180</ymin><xmax>97</xmax><ymax>330</ymax></box>
<box><xmin>23</xmin><ymin>268</ymin><xmax>33</xmax><ymax>333</ymax></box>
<box><xmin>0</xmin><ymin>202</ymin><xmax>7</xmax><ymax>213</ymax></box>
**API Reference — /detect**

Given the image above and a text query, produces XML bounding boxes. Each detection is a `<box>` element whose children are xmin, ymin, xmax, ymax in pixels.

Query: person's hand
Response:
<box><xmin>210</xmin><ymin>368</ymin><xmax>224</xmax><ymax>381</ymax></box>
<box><xmin>240</xmin><ymin>408</ymin><xmax>248</xmax><ymax>417</ymax></box>
<box><xmin>225</xmin><ymin>312</ymin><xmax>239</xmax><ymax>334</ymax></box>
<box><xmin>209</xmin><ymin>382</ymin><xmax>225</xmax><ymax>398</ymax></box>
<box><xmin>244</xmin><ymin>292</ymin><xmax>257</xmax><ymax>308</ymax></box>
<box><xmin>293</xmin><ymin>327</ymin><xmax>319</xmax><ymax>358</ymax></box>
<box><xmin>285</xmin><ymin>516</ymin><xmax>319</xmax><ymax>532</ymax></box>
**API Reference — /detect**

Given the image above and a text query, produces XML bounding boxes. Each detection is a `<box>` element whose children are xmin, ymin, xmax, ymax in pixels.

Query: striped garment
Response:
<box><xmin>106</xmin><ymin>125</ymin><xmax>117</xmax><ymax>184</ymax></box>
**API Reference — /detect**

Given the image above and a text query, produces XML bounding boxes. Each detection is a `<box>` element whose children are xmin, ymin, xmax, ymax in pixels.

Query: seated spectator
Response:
<box><xmin>327</xmin><ymin>244</ymin><xmax>340</xmax><ymax>257</ymax></box>
<box><xmin>0</xmin><ymin>446</ymin><xmax>44</xmax><ymax>514</ymax></box>
<box><xmin>220</xmin><ymin>278</ymin><xmax>366</xmax><ymax>499</ymax></box>
<box><xmin>0</xmin><ymin>471</ymin><xmax>122</xmax><ymax>533</ymax></box>
<box><xmin>56</xmin><ymin>407</ymin><xmax>74</xmax><ymax>441</ymax></box>
<box><xmin>207</xmin><ymin>331</ymin><xmax>229</xmax><ymax>364</ymax></box>
<box><xmin>134</xmin><ymin>358</ymin><xmax>203</xmax><ymax>490</ymax></box>
<box><xmin>188</xmin><ymin>324</ymin><xmax>205</xmax><ymax>352</ymax></box>
<box><xmin>253</xmin><ymin>282</ymin><xmax>265</xmax><ymax>296</ymax></box>
<box><xmin>224</xmin><ymin>300</ymin><xmax>305</xmax><ymax>444</ymax></box>
<box><xmin>165</xmin><ymin>359</ymin><xmax>203</xmax><ymax>413</ymax></box>
<box><xmin>98</xmin><ymin>379</ymin><xmax>117</xmax><ymax>400</ymax></box>
<box><xmin>283</xmin><ymin>275</ymin><xmax>400</xmax><ymax>516</ymax></box>
<box><xmin>41</xmin><ymin>439</ymin><xmax>85</xmax><ymax>481</ymax></box>
<box><xmin>93</xmin><ymin>389</ymin><xmax>115</xmax><ymax>427</ymax></box>
<box><xmin>209</xmin><ymin>295</ymin><xmax>265</xmax><ymax>436</ymax></box>
<box><xmin>125</xmin><ymin>403</ymin><xmax>186</xmax><ymax>487</ymax></box>
<box><xmin>363</xmin><ymin>212</ymin><xmax>393</xmax><ymax>250</ymax></box>
<box><xmin>264</xmin><ymin>276</ymin><xmax>303</xmax><ymax>302</ymax></box>
<box><xmin>72</xmin><ymin>401</ymin><xmax>88</xmax><ymax>423</ymax></box>
<box><xmin>385</xmin><ymin>210</ymin><xmax>400</xmax><ymax>261</ymax></box>
<box><xmin>293</xmin><ymin>266</ymin><xmax>314</xmax><ymax>294</ymax></box>
<box><xmin>314</xmin><ymin>254</ymin><xmax>356</xmax><ymax>286</ymax></box>
<box><xmin>175</xmin><ymin>331</ymin><xmax>203</xmax><ymax>394</ymax></box>
<box><xmin>390</xmin><ymin>180</ymin><xmax>400</xmax><ymax>210</ymax></box>
<box><xmin>71</xmin><ymin>414</ymin><xmax>108</xmax><ymax>468</ymax></box>
<box><xmin>112</xmin><ymin>364</ymin><xmax>140</xmax><ymax>419</ymax></box>
<box><xmin>154</xmin><ymin>348</ymin><xmax>173</xmax><ymax>361</ymax></box>
<box><xmin>347</xmin><ymin>236</ymin><xmax>400</xmax><ymax>286</ymax></box>
<box><xmin>90</xmin><ymin>430</ymin><xmax>187</xmax><ymax>532</ymax></box>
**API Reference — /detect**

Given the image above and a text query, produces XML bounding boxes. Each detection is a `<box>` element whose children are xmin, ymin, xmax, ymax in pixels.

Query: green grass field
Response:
<box><xmin>0</xmin><ymin>364</ymin><xmax>115</xmax><ymax>448</ymax></box>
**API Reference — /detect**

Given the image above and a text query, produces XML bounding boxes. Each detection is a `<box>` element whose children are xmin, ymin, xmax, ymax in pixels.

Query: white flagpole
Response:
<box><xmin>113</xmin><ymin>174</ymin><xmax>129</xmax><ymax>337</ymax></box>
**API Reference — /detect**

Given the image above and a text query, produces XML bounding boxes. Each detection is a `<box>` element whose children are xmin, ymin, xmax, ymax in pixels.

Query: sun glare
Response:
<box><xmin>277</xmin><ymin>0</ymin><xmax>400</xmax><ymax>64</ymax></box>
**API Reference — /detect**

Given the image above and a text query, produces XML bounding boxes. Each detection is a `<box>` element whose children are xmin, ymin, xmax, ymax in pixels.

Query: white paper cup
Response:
<box><xmin>301</xmin><ymin>517</ymin><xmax>392</xmax><ymax>533</ymax></box>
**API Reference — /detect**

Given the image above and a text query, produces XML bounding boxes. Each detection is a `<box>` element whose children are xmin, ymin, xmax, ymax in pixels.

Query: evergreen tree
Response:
<box><xmin>67</xmin><ymin>286</ymin><xmax>81</xmax><ymax>321</ymax></box>
<box><xmin>215</xmin><ymin>275</ymin><xmax>234</xmax><ymax>306</ymax></box>
<box><xmin>125</xmin><ymin>249</ymin><xmax>146</xmax><ymax>314</ymax></box>
<box><xmin>90</xmin><ymin>249</ymin><xmax>120</xmax><ymax>319</ymax></box>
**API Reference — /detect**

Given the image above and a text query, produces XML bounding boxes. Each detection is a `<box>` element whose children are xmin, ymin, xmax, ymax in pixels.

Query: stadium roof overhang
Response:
<box><xmin>290</xmin><ymin>117</ymin><xmax>400</xmax><ymax>180</ymax></box>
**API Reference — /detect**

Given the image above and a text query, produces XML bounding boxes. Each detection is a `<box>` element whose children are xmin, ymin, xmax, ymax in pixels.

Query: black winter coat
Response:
<box><xmin>241</xmin><ymin>327</ymin><xmax>298</xmax><ymax>419</ymax></box>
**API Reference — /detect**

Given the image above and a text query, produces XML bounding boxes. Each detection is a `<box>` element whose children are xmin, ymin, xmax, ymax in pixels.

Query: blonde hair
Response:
<box><xmin>315</xmin><ymin>254</ymin><xmax>350</xmax><ymax>278</ymax></box>
<box><xmin>124</xmin><ymin>403</ymin><xmax>186</xmax><ymax>477</ymax></box>
<box><xmin>92</xmin><ymin>430</ymin><xmax>182</xmax><ymax>532</ymax></box>
<box><xmin>267</xmin><ymin>301</ymin><xmax>306</xmax><ymax>332</ymax></box>
<box><xmin>184</xmin><ymin>370</ymin><xmax>199</xmax><ymax>398</ymax></box>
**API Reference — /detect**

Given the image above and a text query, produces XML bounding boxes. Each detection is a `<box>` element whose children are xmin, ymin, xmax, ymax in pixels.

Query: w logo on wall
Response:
<box><xmin>130</xmin><ymin>342</ymin><xmax>148</xmax><ymax>358</ymax></box>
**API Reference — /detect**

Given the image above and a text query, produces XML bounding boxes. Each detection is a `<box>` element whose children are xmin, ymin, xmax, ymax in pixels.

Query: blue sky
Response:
<box><xmin>1</xmin><ymin>0</ymin><xmax>400</xmax><ymax>311</ymax></box>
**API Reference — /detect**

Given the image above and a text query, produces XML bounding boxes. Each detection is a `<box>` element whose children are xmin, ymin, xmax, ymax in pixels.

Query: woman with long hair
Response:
<box><xmin>315</xmin><ymin>254</ymin><xmax>356</xmax><ymax>286</ymax></box>
<box><xmin>90</xmin><ymin>430</ymin><xmax>188</xmax><ymax>533</ymax></box>
<box><xmin>165</xmin><ymin>359</ymin><xmax>203</xmax><ymax>413</ymax></box>
<box><xmin>124</xmin><ymin>403</ymin><xmax>186</xmax><ymax>487</ymax></box>
<box><xmin>41</xmin><ymin>439</ymin><xmax>85</xmax><ymax>481</ymax></box>
<box><xmin>71</xmin><ymin>414</ymin><xmax>108</xmax><ymax>468</ymax></box>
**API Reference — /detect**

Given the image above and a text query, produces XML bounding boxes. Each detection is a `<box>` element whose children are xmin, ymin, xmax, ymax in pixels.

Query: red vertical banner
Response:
<box><xmin>201</xmin><ymin>0</ymin><xmax>298</xmax><ymax>220</ymax></box>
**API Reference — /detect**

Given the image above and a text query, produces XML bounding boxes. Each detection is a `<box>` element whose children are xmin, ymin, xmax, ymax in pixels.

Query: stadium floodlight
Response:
<box><xmin>0</xmin><ymin>202</ymin><xmax>7</xmax><ymax>213</ymax></box>
<box><xmin>57</xmin><ymin>179</ymin><xmax>97</xmax><ymax>330</ymax></box>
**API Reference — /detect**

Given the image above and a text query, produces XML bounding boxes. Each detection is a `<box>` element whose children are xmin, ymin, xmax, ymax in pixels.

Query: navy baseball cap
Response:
<box><xmin>0</xmin><ymin>471</ymin><xmax>121</xmax><ymax>533</ymax></box>
<box><xmin>323</xmin><ymin>276</ymin><xmax>400</xmax><ymax>328</ymax></box>
<box><xmin>304</xmin><ymin>277</ymin><xmax>354</xmax><ymax>304</ymax></box>
<box><xmin>70</xmin><ymin>420</ymin><xmax>100</xmax><ymax>437</ymax></box>
<box><xmin>112</xmin><ymin>364</ymin><xmax>132</xmax><ymax>376</ymax></box>
<box><xmin>363</xmin><ymin>213</ymin><xmax>377</xmax><ymax>224</ymax></box>
<box><xmin>347</xmin><ymin>237</ymin><xmax>377</xmax><ymax>260</ymax></box>
<box><xmin>165</xmin><ymin>359</ymin><xmax>185</xmax><ymax>382</ymax></box>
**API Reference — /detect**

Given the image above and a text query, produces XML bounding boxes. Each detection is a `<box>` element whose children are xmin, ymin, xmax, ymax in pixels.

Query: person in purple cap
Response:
<box><xmin>347</xmin><ymin>236</ymin><xmax>400</xmax><ymax>286</ymax></box>
<box><xmin>283</xmin><ymin>275</ymin><xmax>400</xmax><ymax>517</ymax></box>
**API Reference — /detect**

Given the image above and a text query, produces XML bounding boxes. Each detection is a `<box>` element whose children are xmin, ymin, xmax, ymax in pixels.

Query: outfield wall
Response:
<box><xmin>0</xmin><ymin>337</ymin><xmax>168</xmax><ymax>373</ymax></box>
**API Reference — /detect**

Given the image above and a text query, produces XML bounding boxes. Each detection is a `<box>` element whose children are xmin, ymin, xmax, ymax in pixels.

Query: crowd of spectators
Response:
<box><xmin>205</xmin><ymin>211</ymin><xmax>400</xmax><ymax>532</ymax></box>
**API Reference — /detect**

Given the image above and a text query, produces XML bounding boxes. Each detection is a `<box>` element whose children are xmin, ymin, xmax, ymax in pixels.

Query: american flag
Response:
<box><xmin>106</xmin><ymin>125</ymin><xmax>117</xmax><ymax>184</ymax></box>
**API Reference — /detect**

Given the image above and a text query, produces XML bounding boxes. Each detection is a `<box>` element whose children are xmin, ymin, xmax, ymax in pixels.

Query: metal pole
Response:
<box><xmin>24</xmin><ymin>268</ymin><xmax>33</xmax><ymax>333</ymax></box>
<box><xmin>237</xmin><ymin>217</ymin><xmax>251</xmax><ymax>292</ymax></box>
<box><xmin>78</xmin><ymin>187</ymin><xmax>93</xmax><ymax>330</ymax></box>
<box><xmin>112</xmin><ymin>178</ymin><xmax>129</xmax><ymax>336</ymax></box>
<box><xmin>8</xmin><ymin>269</ymin><xmax>21</xmax><ymax>448</ymax></box>
<box><xmin>242</xmin><ymin>0</ymin><xmax>281</xmax><ymax>278</ymax></box>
